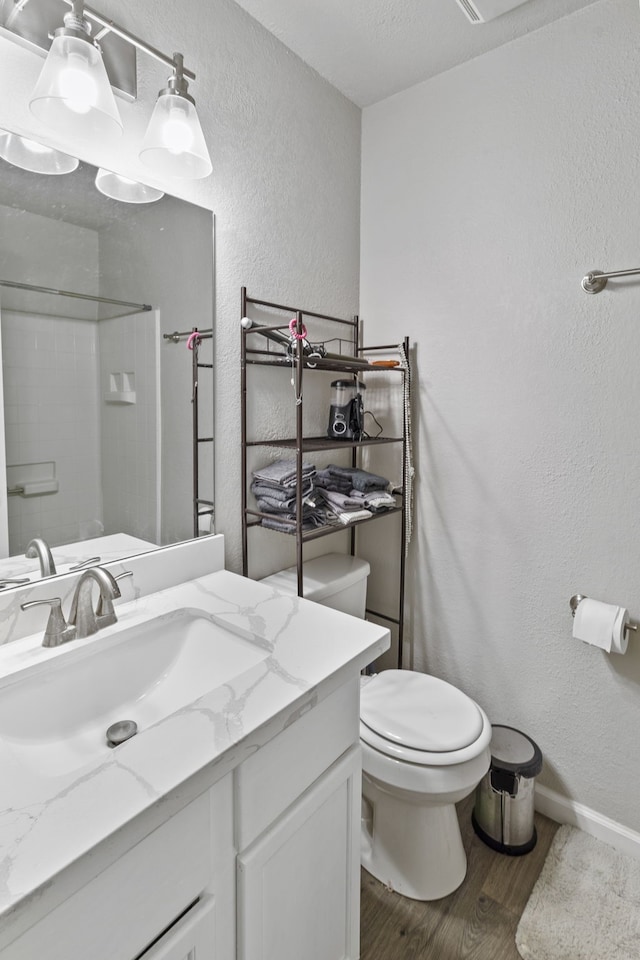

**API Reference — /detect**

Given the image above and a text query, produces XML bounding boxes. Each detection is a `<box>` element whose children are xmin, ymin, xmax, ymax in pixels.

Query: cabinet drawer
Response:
<box><xmin>4</xmin><ymin>793</ymin><xmax>211</xmax><ymax>960</ymax></box>
<box><xmin>140</xmin><ymin>896</ymin><xmax>215</xmax><ymax>960</ymax></box>
<box><xmin>236</xmin><ymin>677</ymin><xmax>359</xmax><ymax>849</ymax></box>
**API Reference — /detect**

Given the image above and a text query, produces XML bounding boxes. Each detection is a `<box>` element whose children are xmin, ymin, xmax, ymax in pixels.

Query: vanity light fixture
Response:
<box><xmin>139</xmin><ymin>54</ymin><xmax>212</xmax><ymax>180</ymax></box>
<box><xmin>0</xmin><ymin>129</ymin><xmax>79</xmax><ymax>175</ymax></box>
<box><xmin>95</xmin><ymin>168</ymin><xmax>164</xmax><ymax>203</ymax></box>
<box><xmin>29</xmin><ymin>0</ymin><xmax>123</xmax><ymax>140</ymax></box>
<box><xmin>7</xmin><ymin>0</ymin><xmax>212</xmax><ymax>180</ymax></box>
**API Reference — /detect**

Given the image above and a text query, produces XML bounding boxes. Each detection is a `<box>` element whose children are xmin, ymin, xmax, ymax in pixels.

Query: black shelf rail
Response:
<box><xmin>191</xmin><ymin>330</ymin><xmax>214</xmax><ymax>538</ymax></box>
<box><xmin>241</xmin><ymin>286</ymin><xmax>408</xmax><ymax>668</ymax></box>
<box><xmin>245</xmin><ymin>352</ymin><xmax>380</xmax><ymax>374</ymax></box>
<box><xmin>246</xmin><ymin>435</ymin><xmax>402</xmax><ymax>451</ymax></box>
<box><xmin>244</xmin><ymin>506</ymin><xmax>403</xmax><ymax>542</ymax></box>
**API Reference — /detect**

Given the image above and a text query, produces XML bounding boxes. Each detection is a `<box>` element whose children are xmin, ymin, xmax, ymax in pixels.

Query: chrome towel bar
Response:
<box><xmin>582</xmin><ymin>267</ymin><xmax>640</xmax><ymax>294</ymax></box>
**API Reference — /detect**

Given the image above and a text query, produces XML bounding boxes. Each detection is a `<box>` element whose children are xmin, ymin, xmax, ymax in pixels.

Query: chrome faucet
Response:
<box><xmin>20</xmin><ymin>597</ymin><xmax>76</xmax><ymax>647</ymax></box>
<box><xmin>25</xmin><ymin>538</ymin><xmax>57</xmax><ymax>577</ymax></box>
<box><xmin>20</xmin><ymin>568</ymin><xmax>130</xmax><ymax>647</ymax></box>
<box><xmin>68</xmin><ymin>567</ymin><xmax>122</xmax><ymax>639</ymax></box>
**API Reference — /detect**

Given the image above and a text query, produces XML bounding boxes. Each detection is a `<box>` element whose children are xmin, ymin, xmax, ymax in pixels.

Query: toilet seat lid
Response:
<box><xmin>360</xmin><ymin>670</ymin><xmax>484</xmax><ymax>753</ymax></box>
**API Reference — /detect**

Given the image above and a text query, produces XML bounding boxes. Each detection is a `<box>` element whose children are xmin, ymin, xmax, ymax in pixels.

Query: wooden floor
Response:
<box><xmin>360</xmin><ymin>794</ymin><xmax>558</xmax><ymax>960</ymax></box>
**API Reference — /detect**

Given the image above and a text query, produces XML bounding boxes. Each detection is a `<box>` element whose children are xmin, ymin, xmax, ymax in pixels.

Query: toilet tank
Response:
<box><xmin>259</xmin><ymin>553</ymin><xmax>370</xmax><ymax>618</ymax></box>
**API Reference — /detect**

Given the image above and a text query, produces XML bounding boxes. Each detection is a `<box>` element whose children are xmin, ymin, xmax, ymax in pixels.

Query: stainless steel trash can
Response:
<box><xmin>471</xmin><ymin>725</ymin><xmax>543</xmax><ymax>856</ymax></box>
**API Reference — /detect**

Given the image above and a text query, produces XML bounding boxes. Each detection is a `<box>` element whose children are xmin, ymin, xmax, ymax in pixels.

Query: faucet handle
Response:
<box><xmin>93</xmin><ymin>570</ymin><xmax>129</xmax><ymax>624</ymax></box>
<box><xmin>20</xmin><ymin>597</ymin><xmax>76</xmax><ymax>647</ymax></box>
<box><xmin>114</xmin><ymin>571</ymin><xmax>133</xmax><ymax>583</ymax></box>
<box><xmin>69</xmin><ymin>556</ymin><xmax>101</xmax><ymax>572</ymax></box>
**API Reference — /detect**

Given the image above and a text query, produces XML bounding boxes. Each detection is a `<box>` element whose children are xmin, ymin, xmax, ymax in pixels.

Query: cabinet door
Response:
<box><xmin>237</xmin><ymin>746</ymin><xmax>361</xmax><ymax>960</ymax></box>
<box><xmin>140</xmin><ymin>896</ymin><xmax>215</xmax><ymax>960</ymax></box>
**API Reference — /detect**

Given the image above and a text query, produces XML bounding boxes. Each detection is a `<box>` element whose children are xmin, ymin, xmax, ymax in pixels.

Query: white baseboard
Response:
<box><xmin>535</xmin><ymin>784</ymin><xmax>640</xmax><ymax>861</ymax></box>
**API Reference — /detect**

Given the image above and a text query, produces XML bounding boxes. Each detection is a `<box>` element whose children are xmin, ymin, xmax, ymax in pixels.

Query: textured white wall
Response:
<box><xmin>0</xmin><ymin>0</ymin><xmax>361</xmax><ymax>574</ymax></box>
<box><xmin>361</xmin><ymin>0</ymin><xmax>640</xmax><ymax>829</ymax></box>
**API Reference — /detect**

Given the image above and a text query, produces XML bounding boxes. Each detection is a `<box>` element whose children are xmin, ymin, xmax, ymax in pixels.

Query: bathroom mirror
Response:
<box><xmin>0</xmin><ymin>134</ymin><xmax>214</xmax><ymax>585</ymax></box>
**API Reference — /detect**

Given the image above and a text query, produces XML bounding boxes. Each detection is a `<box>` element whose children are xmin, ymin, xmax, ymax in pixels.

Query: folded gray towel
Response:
<box><xmin>326</xmin><ymin>464</ymin><xmax>389</xmax><ymax>493</ymax></box>
<box><xmin>316</xmin><ymin>488</ymin><xmax>364</xmax><ymax>510</ymax></box>
<box><xmin>256</xmin><ymin>497</ymin><xmax>317</xmax><ymax>516</ymax></box>
<box><xmin>321</xmin><ymin>501</ymin><xmax>373</xmax><ymax>525</ymax></box>
<box><xmin>253</xmin><ymin>458</ymin><xmax>316</xmax><ymax>487</ymax></box>
<box><xmin>315</xmin><ymin>470</ymin><xmax>352</xmax><ymax>493</ymax></box>
<box><xmin>363</xmin><ymin>492</ymin><xmax>396</xmax><ymax>510</ymax></box>
<box><xmin>261</xmin><ymin>515</ymin><xmax>324</xmax><ymax>533</ymax></box>
<box><xmin>251</xmin><ymin>480</ymin><xmax>314</xmax><ymax>502</ymax></box>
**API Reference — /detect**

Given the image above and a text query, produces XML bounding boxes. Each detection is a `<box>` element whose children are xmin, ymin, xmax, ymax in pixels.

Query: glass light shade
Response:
<box><xmin>139</xmin><ymin>93</ymin><xmax>212</xmax><ymax>179</ymax></box>
<box><xmin>29</xmin><ymin>34</ymin><xmax>123</xmax><ymax>139</ymax></box>
<box><xmin>0</xmin><ymin>130</ymin><xmax>79</xmax><ymax>175</ymax></box>
<box><xmin>95</xmin><ymin>168</ymin><xmax>164</xmax><ymax>203</ymax></box>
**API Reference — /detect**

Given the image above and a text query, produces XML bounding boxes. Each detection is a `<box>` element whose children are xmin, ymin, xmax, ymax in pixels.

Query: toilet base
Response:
<box><xmin>361</xmin><ymin>773</ymin><xmax>468</xmax><ymax>901</ymax></box>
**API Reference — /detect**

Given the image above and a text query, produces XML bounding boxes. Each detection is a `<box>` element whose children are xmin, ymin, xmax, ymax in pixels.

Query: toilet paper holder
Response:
<box><xmin>570</xmin><ymin>594</ymin><xmax>638</xmax><ymax>636</ymax></box>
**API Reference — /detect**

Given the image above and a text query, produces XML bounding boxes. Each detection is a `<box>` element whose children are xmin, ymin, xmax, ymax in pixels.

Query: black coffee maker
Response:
<box><xmin>327</xmin><ymin>380</ymin><xmax>365</xmax><ymax>440</ymax></box>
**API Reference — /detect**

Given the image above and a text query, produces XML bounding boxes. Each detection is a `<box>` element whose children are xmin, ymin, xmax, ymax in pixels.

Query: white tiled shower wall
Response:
<box><xmin>0</xmin><ymin>196</ymin><xmax>161</xmax><ymax>556</ymax></box>
<box><xmin>3</xmin><ymin>311</ymin><xmax>102</xmax><ymax>552</ymax></box>
<box><xmin>98</xmin><ymin>311</ymin><xmax>160</xmax><ymax>544</ymax></box>
<box><xmin>1</xmin><ymin>308</ymin><xmax>161</xmax><ymax>555</ymax></box>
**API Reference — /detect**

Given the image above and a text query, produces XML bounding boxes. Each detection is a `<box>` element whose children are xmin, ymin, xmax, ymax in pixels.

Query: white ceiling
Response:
<box><xmin>232</xmin><ymin>0</ymin><xmax>602</xmax><ymax>107</ymax></box>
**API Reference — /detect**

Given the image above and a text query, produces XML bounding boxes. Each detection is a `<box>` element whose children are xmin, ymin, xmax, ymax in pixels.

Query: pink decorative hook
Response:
<box><xmin>289</xmin><ymin>317</ymin><xmax>308</xmax><ymax>340</ymax></box>
<box><xmin>186</xmin><ymin>330</ymin><xmax>200</xmax><ymax>350</ymax></box>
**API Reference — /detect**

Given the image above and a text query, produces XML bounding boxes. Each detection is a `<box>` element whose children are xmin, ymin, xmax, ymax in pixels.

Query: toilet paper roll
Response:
<box><xmin>572</xmin><ymin>598</ymin><xmax>629</xmax><ymax>655</ymax></box>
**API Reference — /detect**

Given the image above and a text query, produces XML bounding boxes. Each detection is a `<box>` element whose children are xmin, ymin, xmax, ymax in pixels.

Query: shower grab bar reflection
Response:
<box><xmin>163</xmin><ymin>328</ymin><xmax>212</xmax><ymax>342</ymax></box>
<box><xmin>582</xmin><ymin>267</ymin><xmax>640</xmax><ymax>294</ymax></box>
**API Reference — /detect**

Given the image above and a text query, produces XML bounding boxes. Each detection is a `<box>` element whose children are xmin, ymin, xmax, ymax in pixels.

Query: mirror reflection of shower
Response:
<box><xmin>0</xmin><ymin>278</ymin><xmax>160</xmax><ymax>557</ymax></box>
<box><xmin>0</xmin><ymin>147</ymin><xmax>214</xmax><ymax>574</ymax></box>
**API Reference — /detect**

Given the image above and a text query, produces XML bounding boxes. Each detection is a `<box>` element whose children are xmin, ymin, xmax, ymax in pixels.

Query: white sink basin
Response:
<box><xmin>0</xmin><ymin>608</ymin><xmax>270</xmax><ymax>777</ymax></box>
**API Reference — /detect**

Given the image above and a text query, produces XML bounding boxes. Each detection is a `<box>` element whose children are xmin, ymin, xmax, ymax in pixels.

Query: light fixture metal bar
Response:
<box><xmin>61</xmin><ymin>0</ymin><xmax>196</xmax><ymax>79</ymax></box>
<box><xmin>0</xmin><ymin>0</ymin><xmax>137</xmax><ymax>100</ymax></box>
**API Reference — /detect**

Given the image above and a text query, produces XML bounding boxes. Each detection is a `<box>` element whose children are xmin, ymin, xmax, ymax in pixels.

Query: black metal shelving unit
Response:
<box><xmin>162</xmin><ymin>326</ymin><xmax>215</xmax><ymax>537</ymax></box>
<box><xmin>240</xmin><ymin>286</ymin><xmax>409</xmax><ymax>668</ymax></box>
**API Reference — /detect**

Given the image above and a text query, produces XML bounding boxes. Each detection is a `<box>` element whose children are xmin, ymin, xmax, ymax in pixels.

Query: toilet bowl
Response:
<box><xmin>360</xmin><ymin>669</ymin><xmax>491</xmax><ymax>900</ymax></box>
<box><xmin>260</xmin><ymin>553</ymin><xmax>491</xmax><ymax>901</ymax></box>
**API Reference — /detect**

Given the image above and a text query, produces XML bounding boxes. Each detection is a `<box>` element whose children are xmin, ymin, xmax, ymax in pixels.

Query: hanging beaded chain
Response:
<box><xmin>288</xmin><ymin>317</ymin><xmax>308</xmax><ymax>405</ymax></box>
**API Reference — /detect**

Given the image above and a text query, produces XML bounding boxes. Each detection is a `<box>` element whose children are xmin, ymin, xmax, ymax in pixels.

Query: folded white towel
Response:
<box><xmin>335</xmin><ymin>508</ymin><xmax>372</xmax><ymax>525</ymax></box>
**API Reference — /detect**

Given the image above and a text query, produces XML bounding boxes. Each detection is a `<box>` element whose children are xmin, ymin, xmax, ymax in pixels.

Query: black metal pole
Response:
<box><xmin>295</xmin><ymin>311</ymin><xmax>304</xmax><ymax>597</ymax></box>
<box><xmin>398</xmin><ymin>335</ymin><xmax>409</xmax><ymax>669</ymax></box>
<box><xmin>241</xmin><ymin>287</ymin><xmax>249</xmax><ymax>576</ymax></box>
<box><xmin>192</xmin><ymin>328</ymin><xmax>199</xmax><ymax>538</ymax></box>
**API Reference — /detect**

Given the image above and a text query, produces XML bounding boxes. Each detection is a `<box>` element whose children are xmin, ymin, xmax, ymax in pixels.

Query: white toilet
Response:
<box><xmin>260</xmin><ymin>553</ymin><xmax>491</xmax><ymax>901</ymax></box>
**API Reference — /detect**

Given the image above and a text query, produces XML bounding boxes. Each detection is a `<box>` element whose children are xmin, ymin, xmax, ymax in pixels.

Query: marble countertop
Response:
<box><xmin>0</xmin><ymin>533</ymin><xmax>158</xmax><ymax>583</ymax></box>
<box><xmin>0</xmin><ymin>569</ymin><xmax>388</xmax><ymax>943</ymax></box>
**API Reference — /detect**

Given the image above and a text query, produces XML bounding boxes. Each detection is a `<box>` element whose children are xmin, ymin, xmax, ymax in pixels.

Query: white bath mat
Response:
<box><xmin>516</xmin><ymin>824</ymin><xmax>640</xmax><ymax>960</ymax></box>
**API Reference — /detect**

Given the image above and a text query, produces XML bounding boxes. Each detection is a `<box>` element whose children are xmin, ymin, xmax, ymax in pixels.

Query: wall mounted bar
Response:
<box><xmin>0</xmin><ymin>279</ymin><xmax>151</xmax><ymax>314</ymax></box>
<box><xmin>163</xmin><ymin>328</ymin><xmax>213</xmax><ymax>343</ymax></box>
<box><xmin>582</xmin><ymin>267</ymin><xmax>640</xmax><ymax>294</ymax></box>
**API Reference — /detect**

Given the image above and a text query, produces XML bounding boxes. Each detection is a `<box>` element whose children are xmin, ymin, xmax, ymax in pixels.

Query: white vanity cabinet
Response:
<box><xmin>2</xmin><ymin>779</ymin><xmax>234</xmax><ymax>960</ymax></box>
<box><xmin>237</xmin><ymin>747</ymin><xmax>361</xmax><ymax>960</ymax></box>
<box><xmin>235</xmin><ymin>677</ymin><xmax>361</xmax><ymax>960</ymax></box>
<box><xmin>2</xmin><ymin>676</ymin><xmax>363</xmax><ymax>960</ymax></box>
<box><xmin>140</xmin><ymin>896</ymin><xmax>216</xmax><ymax>960</ymax></box>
